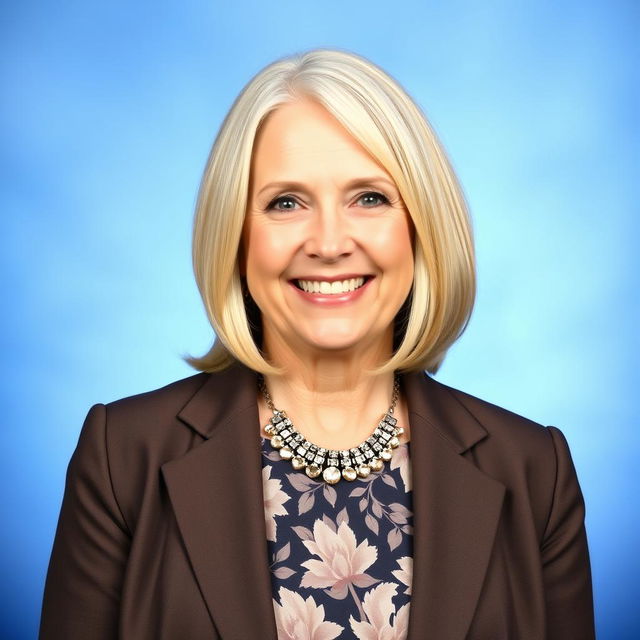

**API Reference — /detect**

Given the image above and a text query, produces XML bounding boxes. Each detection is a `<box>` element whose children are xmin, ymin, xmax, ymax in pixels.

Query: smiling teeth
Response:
<box><xmin>297</xmin><ymin>277</ymin><xmax>366</xmax><ymax>294</ymax></box>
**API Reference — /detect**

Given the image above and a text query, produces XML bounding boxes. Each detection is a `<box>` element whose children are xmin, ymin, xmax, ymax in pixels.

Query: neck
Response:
<box><xmin>257</xmin><ymin>330</ymin><xmax>404</xmax><ymax>450</ymax></box>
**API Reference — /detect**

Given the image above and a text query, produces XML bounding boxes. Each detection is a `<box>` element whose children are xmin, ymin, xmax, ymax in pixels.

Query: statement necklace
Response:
<box><xmin>258</xmin><ymin>373</ymin><xmax>405</xmax><ymax>485</ymax></box>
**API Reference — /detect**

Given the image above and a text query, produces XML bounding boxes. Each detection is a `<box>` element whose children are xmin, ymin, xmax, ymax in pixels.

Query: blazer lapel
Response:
<box><xmin>161</xmin><ymin>360</ymin><xmax>278</xmax><ymax>639</ymax></box>
<box><xmin>403</xmin><ymin>371</ymin><xmax>506</xmax><ymax>639</ymax></box>
<box><xmin>161</xmin><ymin>362</ymin><xmax>505</xmax><ymax>640</ymax></box>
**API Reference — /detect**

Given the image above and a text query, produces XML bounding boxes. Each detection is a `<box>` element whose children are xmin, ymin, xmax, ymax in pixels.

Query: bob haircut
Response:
<box><xmin>184</xmin><ymin>48</ymin><xmax>475</xmax><ymax>377</ymax></box>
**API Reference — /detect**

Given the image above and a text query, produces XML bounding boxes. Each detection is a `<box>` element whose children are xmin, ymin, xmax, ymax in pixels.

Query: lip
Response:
<box><xmin>288</xmin><ymin>275</ymin><xmax>374</xmax><ymax>306</ymax></box>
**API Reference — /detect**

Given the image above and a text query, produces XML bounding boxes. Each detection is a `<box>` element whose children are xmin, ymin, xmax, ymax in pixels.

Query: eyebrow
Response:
<box><xmin>256</xmin><ymin>176</ymin><xmax>398</xmax><ymax>198</ymax></box>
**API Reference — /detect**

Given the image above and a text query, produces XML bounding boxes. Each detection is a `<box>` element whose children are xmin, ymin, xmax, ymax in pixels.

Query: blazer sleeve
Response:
<box><xmin>39</xmin><ymin>403</ymin><xmax>131</xmax><ymax>640</ymax></box>
<box><xmin>541</xmin><ymin>426</ymin><xmax>596</xmax><ymax>640</ymax></box>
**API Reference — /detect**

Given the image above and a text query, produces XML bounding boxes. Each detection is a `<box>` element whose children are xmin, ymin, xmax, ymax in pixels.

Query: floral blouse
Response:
<box><xmin>260</xmin><ymin>434</ymin><xmax>414</xmax><ymax>639</ymax></box>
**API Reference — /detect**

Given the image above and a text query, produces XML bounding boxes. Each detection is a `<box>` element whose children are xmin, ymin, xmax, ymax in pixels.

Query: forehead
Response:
<box><xmin>250</xmin><ymin>98</ymin><xmax>388</xmax><ymax>182</ymax></box>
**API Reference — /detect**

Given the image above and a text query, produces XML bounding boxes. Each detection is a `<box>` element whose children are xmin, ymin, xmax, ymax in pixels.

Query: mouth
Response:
<box><xmin>287</xmin><ymin>275</ymin><xmax>375</xmax><ymax>306</ymax></box>
<box><xmin>289</xmin><ymin>275</ymin><xmax>374</xmax><ymax>294</ymax></box>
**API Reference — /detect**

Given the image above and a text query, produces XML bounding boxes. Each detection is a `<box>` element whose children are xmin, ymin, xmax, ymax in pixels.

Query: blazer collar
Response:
<box><xmin>177</xmin><ymin>359</ymin><xmax>489</xmax><ymax>453</ymax></box>
<box><xmin>162</xmin><ymin>361</ymin><xmax>505</xmax><ymax>639</ymax></box>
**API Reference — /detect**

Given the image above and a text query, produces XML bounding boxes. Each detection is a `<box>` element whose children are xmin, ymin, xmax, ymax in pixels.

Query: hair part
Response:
<box><xmin>182</xmin><ymin>47</ymin><xmax>475</xmax><ymax>377</ymax></box>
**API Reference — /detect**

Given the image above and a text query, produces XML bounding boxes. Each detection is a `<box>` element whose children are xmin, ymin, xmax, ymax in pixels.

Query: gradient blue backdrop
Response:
<box><xmin>1</xmin><ymin>0</ymin><xmax>637</xmax><ymax>637</ymax></box>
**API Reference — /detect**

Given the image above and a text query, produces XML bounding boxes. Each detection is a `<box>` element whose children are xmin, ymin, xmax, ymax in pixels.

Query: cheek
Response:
<box><xmin>373</xmin><ymin>219</ymin><xmax>414</xmax><ymax>273</ymax></box>
<box><xmin>244</xmin><ymin>225</ymin><xmax>291</xmax><ymax>279</ymax></box>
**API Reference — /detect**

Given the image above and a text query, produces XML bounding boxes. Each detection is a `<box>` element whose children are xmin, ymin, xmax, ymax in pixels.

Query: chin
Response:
<box><xmin>301</xmin><ymin>338</ymin><xmax>363</xmax><ymax>351</ymax></box>
<box><xmin>298</xmin><ymin>328</ymin><xmax>382</xmax><ymax>352</ymax></box>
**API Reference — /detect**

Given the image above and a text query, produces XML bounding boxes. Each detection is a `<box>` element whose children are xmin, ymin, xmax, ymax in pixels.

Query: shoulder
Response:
<box><xmin>437</xmin><ymin>378</ymin><xmax>552</xmax><ymax>445</ymax></box>
<box><xmin>79</xmin><ymin>372</ymin><xmax>217</xmax><ymax>530</ymax></box>
<box><xmin>421</xmin><ymin>372</ymin><xmax>553</xmax><ymax>441</ymax></box>
<box><xmin>426</xmin><ymin>376</ymin><xmax>566</xmax><ymax>485</ymax></box>
<box><xmin>95</xmin><ymin>371</ymin><xmax>213</xmax><ymax>465</ymax></box>
<box><xmin>105</xmin><ymin>371</ymin><xmax>211</xmax><ymax>426</ymax></box>
<box><xmin>427</xmin><ymin>377</ymin><xmax>590</xmax><ymax>569</ymax></box>
<box><xmin>426</xmin><ymin>378</ymin><xmax>584</xmax><ymax>537</ymax></box>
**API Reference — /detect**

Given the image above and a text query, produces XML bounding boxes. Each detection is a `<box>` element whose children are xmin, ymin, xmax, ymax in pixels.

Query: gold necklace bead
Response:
<box><xmin>341</xmin><ymin>467</ymin><xmax>357</xmax><ymax>481</ymax></box>
<box><xmin>291</xmin><ymin>456</ymin><xmax>306</xmax><ymax>470</ymax></box>
<box><xmin>305</xmin><ymin>464</ymin><xmax>322</xmax><ymax>478</ymax></box>
<box><xmin>356</xmin><ymin>464</ymin><xmax>371</xmax><ymax>478</ymax></box>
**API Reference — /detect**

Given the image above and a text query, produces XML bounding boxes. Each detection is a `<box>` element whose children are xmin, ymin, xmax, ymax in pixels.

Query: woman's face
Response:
<box><xmin>241</xmin><ymin>97</ymin><xmax>415</xmax><ymax>359</ymax></box>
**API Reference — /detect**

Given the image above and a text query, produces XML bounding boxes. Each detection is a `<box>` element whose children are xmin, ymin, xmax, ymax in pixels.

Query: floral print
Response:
<box><xmin>391</xmin><ymin>557</ymin><xmax>413</xmax><ymax>596</ymax></box>
<box><xmin>273</xmin><ymin>587</ymin><xmax>343</xmax><ymax>640</ymax></box>
<box><xmin>260</xmin><ymin>435</ymin><xmax>414</xmax><ymax>639</ymax></box>
<box><xmin>263</xmin><ymin>464</ymin><xmax>293</xmax><ymax>542</ymax></box>
<box><xmin>299</xmin><ymin>519</ymin><xmax>379</xmax><ymax>596</ymax></box>
<box><xmin>349</xmin><ymin>582</ymin><xmax>410</xmax><ymax>639</ymax></box>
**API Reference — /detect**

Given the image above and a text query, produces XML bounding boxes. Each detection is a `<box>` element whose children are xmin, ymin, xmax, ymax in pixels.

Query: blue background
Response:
<box><xmin>1</xmin><ymin>0</ymin><xmax>637</xmax><ymax>637</ymax></box>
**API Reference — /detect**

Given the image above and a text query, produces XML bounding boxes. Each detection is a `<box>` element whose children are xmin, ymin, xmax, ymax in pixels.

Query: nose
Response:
<box><xmin>303</xmin><ymin>204</ymin><xmax>356</xmax><ymax>261</ymax></box>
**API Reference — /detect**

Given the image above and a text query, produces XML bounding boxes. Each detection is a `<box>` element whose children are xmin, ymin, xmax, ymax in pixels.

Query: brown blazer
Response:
<box><xmin>39</xmin><ymin>360</ymin><xmax>595</xmax><ymax>639</ymax></box>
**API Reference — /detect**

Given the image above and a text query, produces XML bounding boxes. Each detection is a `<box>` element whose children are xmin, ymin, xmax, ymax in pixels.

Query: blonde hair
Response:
<box><xmin>183</xmin><ymin>48</ymin><xmax>475</xmax><ymax>377</ymax></box>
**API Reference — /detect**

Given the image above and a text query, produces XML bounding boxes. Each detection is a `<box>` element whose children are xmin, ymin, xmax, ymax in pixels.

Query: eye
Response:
<box><xmin>265</xmin><ymin>195</ymin><xmax>300</xmax><ymax>212</ymax></box>
<box><xmin>357</xmin><ymin>191</ymin><xmax>390</xmax><ymax>208</ymax></box>
<box><xmin>264</xmin><ymin>191</ymin><xmax>391</xmax><ymax>212</ymax></box>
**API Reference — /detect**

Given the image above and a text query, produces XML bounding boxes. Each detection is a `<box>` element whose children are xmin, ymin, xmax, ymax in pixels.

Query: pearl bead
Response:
<box><xmin>322</xmin><ymin>466</ymin><xmax>341</xmax><ymax>485</ymax></box>
<box><xmin>279</xmin><ymin>446</ymin><xmax>293</xmax><ymax>460</ymax></box>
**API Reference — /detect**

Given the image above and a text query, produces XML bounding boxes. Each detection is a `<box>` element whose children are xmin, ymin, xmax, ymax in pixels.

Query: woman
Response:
<box><xmin>39</xmin><ymin>49</ymin><xmax>595</xmax><ymax>639</ymax></box>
